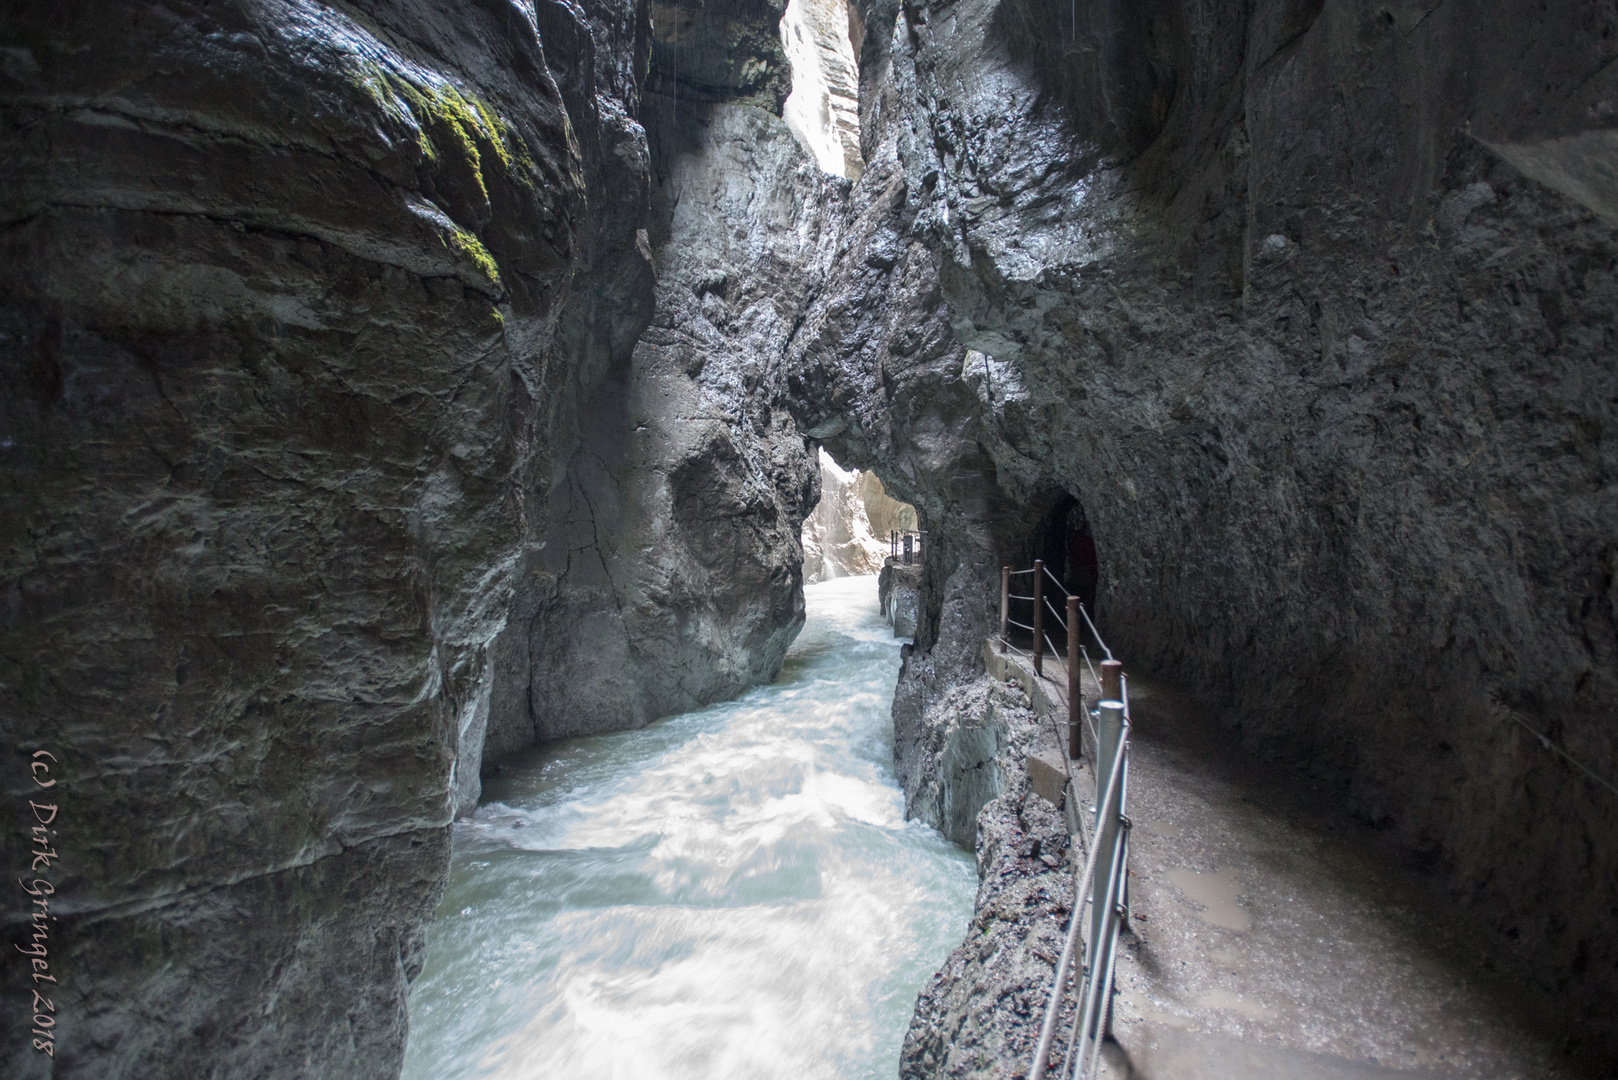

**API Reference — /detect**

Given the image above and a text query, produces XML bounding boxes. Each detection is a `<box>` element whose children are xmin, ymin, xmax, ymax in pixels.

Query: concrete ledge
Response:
<box><xmin>1026</xmin><ymin>748</ymin><xmax>1068</xmax><ymax>809</ymax></box>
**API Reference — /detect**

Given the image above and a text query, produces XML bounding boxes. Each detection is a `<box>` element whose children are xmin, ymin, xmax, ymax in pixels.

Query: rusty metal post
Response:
<box><xmin>1068</xmin><ymin>595</ymin><xmax>1082</xmax><ymax>759</ymax></box>
<box><xmin>1100</xmin><ymin>658</ymin><xmax>1122</xmax><ymax>704</ymax></box>
<box><xmin>1000</xmin><ymin>566</ymin><xmax>1010</xmax><ymax>648</ymax></box>
<box><xmin>1032</xmin><ymin>559</ymin><xmax>1044</xmax><ymax>677</ymax></box>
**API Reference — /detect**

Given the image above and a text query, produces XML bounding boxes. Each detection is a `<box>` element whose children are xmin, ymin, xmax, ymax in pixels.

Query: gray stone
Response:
<box><xmin>483</xmin><ymin>95</ymin><xmax>840</xmax><ymax>752</ymax></box>
<box><xmin>1026</xmin><ymin>749</ymin><xmax>1068</xmax><ymax>810</ymax></box>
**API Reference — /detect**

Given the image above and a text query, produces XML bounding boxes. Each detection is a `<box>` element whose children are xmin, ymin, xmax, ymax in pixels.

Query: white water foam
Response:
<box><xmin>402</xmin><ymin>576</ymin><xmax>976</xmax><ymax>1080</ymax></box>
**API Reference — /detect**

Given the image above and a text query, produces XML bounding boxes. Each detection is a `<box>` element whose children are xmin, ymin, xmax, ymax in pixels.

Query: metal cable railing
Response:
<box><xmin>1029</xmin><ymin>674</ymin><xmax>1132</xmax><ymax>1080</ymax></box>
<box><xmin>998</xmin><ymin>562</ymin><xmax>1110</xmax><ymax>681</ymax></box>
<box><xmin>997</xmin><ymin>559</ymin><xmax>1115</xmax><ymax>764</ymax></box>
<box><xmin>992</xmin><ymin>557</ymin><xmax>1133</xmax><ymax>1079</ymax></box>
<box><xmin>888</xmin><ymin>529</ymin><xmax>927</xmax><ymax>565</ymax></box>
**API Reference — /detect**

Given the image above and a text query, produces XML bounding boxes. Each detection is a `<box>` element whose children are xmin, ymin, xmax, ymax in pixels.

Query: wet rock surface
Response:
<box><xmin>880</xmin><ymin>558</ymin><xmax>923</xmax><ymax>637</ymax></box>
<box><xmin>1101</xmin><ymin>674</ymin><xmax>1581</xmax><ymax>1080</ymax></box>
<box><xmin>4</xmin><ymin>0</ymin><xmax>1616</xmax><ymax>1073</ymax></box>
<box><xmin>482</xmin><ymin>92</ymin><xmax>836</xmax><ymax>758</ymax></box>
<box><xmin>0</xmin><ymin>0</ymin><xmax>587</xmax><ymax>1075</ymax></box>
<box><xmin>896</xmin><ymin>663</ymin><xmax>1585</xmax><ymax>1080</ymax></box>
<box><xmin>801</xmin><ymin>450</ymin><xmax>907</xmax><ymax>581</ymax></box>
<box><xmin>896</xmin><ymin>674</ymin><xmax>1079</xmax><ymax>1080</ymax></box>
<box><xmin>794</xmin><ymin>0</ymin><xmax>1618</xmax><ymax>1063</ymax></box>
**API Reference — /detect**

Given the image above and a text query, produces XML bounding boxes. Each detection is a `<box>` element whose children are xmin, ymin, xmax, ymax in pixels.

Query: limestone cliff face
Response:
<box><xmin>479</xmin><ymin>45</ymin><xmax>838</xmax><ymax>759</ymax></box>
<box><xmin>5</xmin><ymin>0</ymin><xmax>1615</xmax><ymax>1072</ymax></box>
<box><xmin>784</xmin><ymin>0</ymin><xmax>1617</xmax><ymax>1057</ymax></box>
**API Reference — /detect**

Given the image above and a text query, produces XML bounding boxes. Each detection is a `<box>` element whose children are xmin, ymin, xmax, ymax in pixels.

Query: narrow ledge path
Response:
<box><xmin>987</xmin><ymin>647</ymin><xmax>1583</xmax><ymax>1080</ymax></box>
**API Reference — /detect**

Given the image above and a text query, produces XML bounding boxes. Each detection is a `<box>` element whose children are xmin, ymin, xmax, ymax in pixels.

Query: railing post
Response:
<box><xmin>1089</xmin><ymin>679</ymin><xmax>1126</xmax><ymax>1008</ymax></box>
<box><xmin>1000</xmin><ymin>566</ymin><xmax>1010</xmax><ymax>648</ymax></box>
<box><xmin>1031</xmin><ymin>559</ymin><xmax>1044</xmax><ymax>677</ymax></box>
<box><xmin>1100</xmin><ymin>658</ymin><xmax>1121</xmax><ymax>704</ymax></box>
<box><xmin>1067</xmin><ymin>595</ymin><xmax>1081</xmax><ymax>759</ymax></box>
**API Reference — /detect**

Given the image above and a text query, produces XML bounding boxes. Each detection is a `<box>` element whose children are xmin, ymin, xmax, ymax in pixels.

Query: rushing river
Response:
<box><xmin>402</xmin><ymin>575</ymin><xmax>978</xmax><ymax>1080</ymax></box>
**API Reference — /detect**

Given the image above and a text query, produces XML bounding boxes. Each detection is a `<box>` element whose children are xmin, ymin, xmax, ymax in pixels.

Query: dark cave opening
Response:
<box><xmin>1020</xmin><ymin>494</ymin><xmax>1099</xmax><ymax>616</ymax></box>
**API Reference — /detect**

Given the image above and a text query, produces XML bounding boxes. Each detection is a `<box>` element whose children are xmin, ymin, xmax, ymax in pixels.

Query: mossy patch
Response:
<box><xmin>449</xmin><ymin>228</ymin><xmax>502</xmax><ymax>286</ymax></box>
<box><xmin>351</xmin><ymin>61</ymin><xmax>540</xmax><ymax>287</ymax></box>
<box><xmin>357</xmin><ymin>67</ymin><xmax>532</xmax><ymax>199</ymax></box>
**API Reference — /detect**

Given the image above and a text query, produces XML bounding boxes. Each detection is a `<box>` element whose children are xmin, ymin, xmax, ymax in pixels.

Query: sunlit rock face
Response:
<box><xmin>781</xmin><ymin>0</ymin><xmax>1617</xmax><ymax>1061</ymax></box>
<box><xmin>780</xmin><ymin>0</ymin><xmax>864</xmax><ymax>178</ymax></box>
<box><xmin>480</xmin><ymin>5</ymin><xmax>837</xmax><ymax>760</ymax></box>
<box><xmin>802</xmin><ymin>449</ymin><xmax>913</xmax><ymax>581</ymax></box>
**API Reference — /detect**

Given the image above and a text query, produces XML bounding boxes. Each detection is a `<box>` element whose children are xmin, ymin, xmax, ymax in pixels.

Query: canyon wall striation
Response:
<box><xmin>478</xmin><ymin>0</ymin><xmax>843</xmax><ymax>771</ymax></box>
<box><xmin>0</xmin><ymin>0</ymin><xmax>837</xmax><ymax>1072</ymax></box>
<box><xmin>4</xmin><ymin>0</ymin><xmax>1616</xmax><ymax>1074</ymax></box>
<box><xmin>0</xmin><ymin>1</ymin><xmax>591</xmax><ymax>1075</ymax></box>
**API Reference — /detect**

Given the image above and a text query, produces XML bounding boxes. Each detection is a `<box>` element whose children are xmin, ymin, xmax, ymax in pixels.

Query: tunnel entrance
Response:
<box><xmin>1021</xmin><ymin>495</ymin><xmax>1098</xmax><ymax>613</ymax></box>
<box><xmin>1000</xmin><ymin>494</ymin><xmax>1099</xmax><ymax>657</ymax></box>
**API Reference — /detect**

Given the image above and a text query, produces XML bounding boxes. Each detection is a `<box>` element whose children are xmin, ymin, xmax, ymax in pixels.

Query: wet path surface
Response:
<box><xmin>401</xmin><ymin>576</ymin><xmax>976</xmax><ymax>1080</ymax></box>
<box><xmin>1097</xmin><ymin>676</ymin><xmax>1583</xmax><ymax>1080</ymax></box>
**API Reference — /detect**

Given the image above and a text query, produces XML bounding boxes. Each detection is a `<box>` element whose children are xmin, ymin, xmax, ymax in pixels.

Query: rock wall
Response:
<box><xmin>776</xmin><ymin>0</ymin><xmax>1618</xmax><ymax>1060</ymax></box>
<box><xmin>780</xmin><ymin>0</ymin><xmax>865</xmax><ymax>178</ymax></box>
<box><xmin>879</xmin><ymin>559</ymin><xmax>923</xmax><ymax>637</ymax></box>
<box><xmin>0</xmin><ymin>0</ymin><xmax>593</xmax><ymax>1076</ymax></box>
<box><xmin>6</xmin><ymin>0</ymin><xmax>1616</xmax><ymax>1072</ymax></box>
<box><xmin>477</xmin><ymin>6</ymin><xmax>841</xmax><ymax>764</ymax></box>
<box><xmin>894</xmin><ymin>675</ymin><xmax>1076</xmax><ymax>1079</ymax></box>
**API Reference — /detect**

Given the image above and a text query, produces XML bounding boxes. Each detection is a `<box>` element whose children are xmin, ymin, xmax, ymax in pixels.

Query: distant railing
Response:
<box><xmin>996</xmin><ymin>559</ymin><xmax>1131</xmax><ymax>1080</ymax></box>
<box><xmin>999</xmin><ymin>560</ymin><xmax>1111</xmax><ymax>758</ymax></box>
<box><xmin>889</xmin><ymin>530</ymin><xmax>926</xmax><ymax>565</ymax></box>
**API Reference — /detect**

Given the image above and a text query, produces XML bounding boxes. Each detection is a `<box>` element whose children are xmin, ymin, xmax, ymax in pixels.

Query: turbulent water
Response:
<box><xmin>402</xmin><ymin>576</ymin><xmax>977</xmax><ymax>1080</ymax></box>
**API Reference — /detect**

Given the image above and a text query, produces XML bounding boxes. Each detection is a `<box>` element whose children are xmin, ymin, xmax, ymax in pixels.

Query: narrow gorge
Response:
<box><xmin>1</xmin><ymin>1</ymin><xmax>1614</xmax><ymax>1078</ymax></box>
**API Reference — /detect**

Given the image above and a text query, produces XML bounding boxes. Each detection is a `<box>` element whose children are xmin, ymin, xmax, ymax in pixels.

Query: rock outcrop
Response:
<box><xmin>5</xmin><ymin>0</ymin><xmax>1616</xmax><ymax>1073</ymax></box>
<box><xmin>781</xmin><ymin>0</ymin><xmax>865</xmax><ymax>178</ymax></box>
<box><xmin>0</xmin><ymin>0</ymin><xmax>872</xmax><ymax>1071</ymax></box>
<box><xmin>479</xmin><ymin>35</ymin><xmax>838</xmax><ymax>764</ymax></box>
<box><xmin>878</xmin><ymin>558</ymin><xmax>923</xmax><ymax>636</ymax></box>
<box><xmin>894</xmin><ymin>675</ymin><xmax>1076</xmax><ymax>1079</ymax></box>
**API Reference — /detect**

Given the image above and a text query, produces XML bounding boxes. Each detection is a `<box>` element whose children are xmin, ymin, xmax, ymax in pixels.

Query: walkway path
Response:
<box><xmin>992</xmin><ymin>647</ymin><xmax>1582</xmax><ymax>1080</ymax></box>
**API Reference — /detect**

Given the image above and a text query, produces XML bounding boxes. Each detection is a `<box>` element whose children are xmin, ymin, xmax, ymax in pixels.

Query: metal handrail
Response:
<box><xmin>1044</xmin><ymin>596</ymin><xmax>1068</xmax><ymax>631</ymax></box>
<box><xmin>1076</xmin><ymin>603</ymin><xmax>1111</xmax><ymax>660</ymax></box>
<box><xmin>1043</xmin><ymin>633</ymin><xmax>1064</xmax><ymax>671</ymax></box>
<box><xmin>1077</xmin><ymin>644</ymin><xmax>1100</xmax><ymax>693</ymax></box>
<box><xmin>1003</xmin><ymin>566</ymin><xmax>1108</xmax><ymax>660</ymax></box>
<box><xmin>1065</xmin><ymin>679</ymin><xmax>1132</xmax><ymax>1080</ymax></box>
<box><xmin>1504</xmin><ymin>713</ymin><xmax>1618</xmax><ymax>798</ymax></box>
<box><xmin>1000</xmin><ymin>562</ymin><xmax>1101</xmax><ymax>761</ymax></box>
<box><xmin>1028</xmin><ymin>714</ymin><xmax>1131</xmax><ymax>1080</ymax></box>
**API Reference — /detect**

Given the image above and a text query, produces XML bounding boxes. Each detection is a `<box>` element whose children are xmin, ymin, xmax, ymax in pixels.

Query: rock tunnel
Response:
<box><xmin>1</xmin><ymin>0</ymin><xmax>1614</xmax><ymax>1078</ymax></box>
